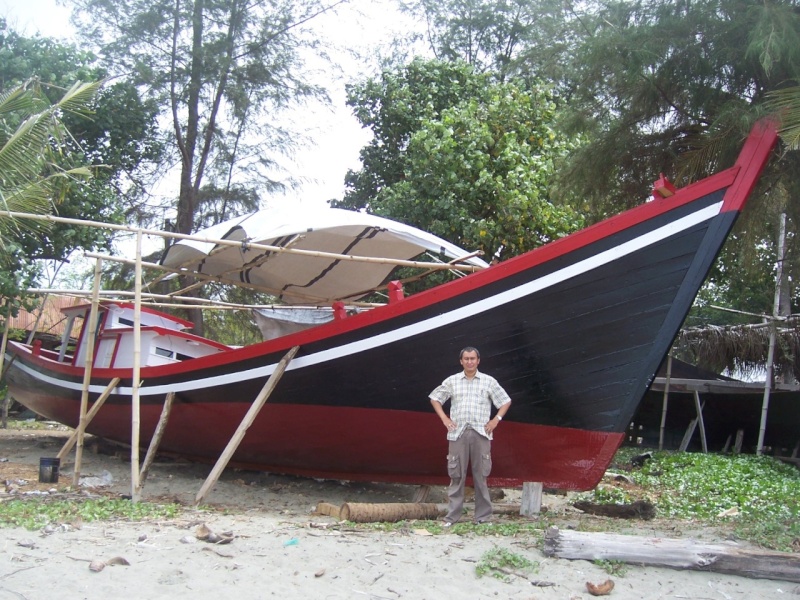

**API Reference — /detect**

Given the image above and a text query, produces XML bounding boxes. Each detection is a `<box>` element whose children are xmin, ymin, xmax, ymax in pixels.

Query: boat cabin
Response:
<box><xmin>53</xmin><ymin>302</ymin><xmax>230</xmax><ymax>368</ymax></box>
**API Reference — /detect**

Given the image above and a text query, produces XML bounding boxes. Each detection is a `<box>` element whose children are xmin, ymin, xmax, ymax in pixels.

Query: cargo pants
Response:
<box><xmin>444</xmin><ymin>427</ymin><xmax>493</xmax><ymax>523</ymax></box>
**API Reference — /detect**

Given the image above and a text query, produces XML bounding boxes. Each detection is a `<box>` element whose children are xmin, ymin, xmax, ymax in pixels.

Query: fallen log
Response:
<box><xmin>314</xmin><ymin>501</ymin><xmax>528</xmax><ymax>523</ymax></box>
<box><xmin>544</xmin><ymin>527</ymin><xmax>800</xmax><ymax>583</ymax></box>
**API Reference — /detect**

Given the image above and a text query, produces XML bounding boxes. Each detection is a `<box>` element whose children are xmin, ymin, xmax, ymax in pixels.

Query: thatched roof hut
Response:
<box><xmin>673</xmin><ymin>316</ymin><xmax>800</xmax><ymax>381</ymax></box>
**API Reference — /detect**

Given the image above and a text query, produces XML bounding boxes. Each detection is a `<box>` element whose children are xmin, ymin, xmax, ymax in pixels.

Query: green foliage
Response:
<box><xmin>0</xmin><ymin>21</ymin><xmax>162</xmax><ymax>309</ymax></box>
<box><xmin>475</xmin><ymin>546</ymin><xmax>537</xmax><ymax>581</ymax></box>
<box><xmin>339</xmin><ymin>59</ymin><xmax>583</xmax><ymax>261</ymax></box>
<box><xmin>594</xmin><ymin>559</ymin><xmax>628</xmax><ymax>577</ymax></box>
<box><xmin>0</xmin><ymin>78</ymin><xmax>105</xmax><ymax>304</ymax></box>
<box><xmin>341</xmin><ymin>59</ymin><xmax>488</xmax><ymax>210</ymax></box>
<box><xmin>576</xmin><ymin>484</ymin><xmax>635</xmax><ymax>506</ymax></box>
<box><xmin>626</xmin><ymin>451</ymin><xmax>800</xmax><ymax>551</ymax></box>
<box><xmin>632</xmin><ymin>452</ymin><xmax>800</xmax><ymax>522</ymax></box>
<box><xmin>0</xmin><ymin>497</ymin><xmax>181</xmax><ymax>530</ymax></box>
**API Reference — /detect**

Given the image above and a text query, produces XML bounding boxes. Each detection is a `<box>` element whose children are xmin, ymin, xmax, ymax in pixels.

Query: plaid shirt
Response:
<box><xmin>429</xmin><ymin>370</ymin><xmax>511</xmax><ymax>441</ymax></box>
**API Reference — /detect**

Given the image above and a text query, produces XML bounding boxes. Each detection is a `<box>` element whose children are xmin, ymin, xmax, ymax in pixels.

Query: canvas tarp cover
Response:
<box><xmin>161</xmin><ymin>206</ymin><xmax>488</xmax><ymax>304</ymax></box>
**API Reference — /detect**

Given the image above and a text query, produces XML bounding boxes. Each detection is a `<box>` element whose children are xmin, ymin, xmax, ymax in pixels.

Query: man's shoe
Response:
<box><xmin>442</xmin><ymin>521</ymin><xmax>454</xmax><ymax>528</ymax></box>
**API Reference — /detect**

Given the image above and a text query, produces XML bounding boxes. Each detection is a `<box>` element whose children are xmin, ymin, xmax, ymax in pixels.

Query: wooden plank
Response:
<box><xmin>194</xmin><ymin>346</ymin><xmax>299</xmax><ymax>506</ymax></box>
<box><xmin>544</xmin><ymin>527</ymin><xmax>800</xmax><ymax>583</ymax></box>
<box><xmin>521</xmin><ymin>482</ymin><xmax>543</xmax><ymax>516</ymax></box>
<box><xmin>138</xmin><ymin>391</ymin><xmax>176</xmax><ymax>487</ymax></box>
<box><xmin>57</xmin><ymin>377</ymin><xmax>121</xmax><ymax>461</ymax></box>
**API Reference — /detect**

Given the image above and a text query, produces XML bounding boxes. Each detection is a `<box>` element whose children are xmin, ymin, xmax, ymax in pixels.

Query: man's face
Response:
<box><xmin>460</xmin><ymin>351</ymin><xmax>480</xmax><ymax>375</ymax></box>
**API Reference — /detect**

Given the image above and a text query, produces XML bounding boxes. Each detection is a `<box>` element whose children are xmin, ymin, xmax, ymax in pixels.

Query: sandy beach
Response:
<box><xmin>1</xmin><ymin>427</ymin><xmax>796</xmax><ymax>600</ymax></box>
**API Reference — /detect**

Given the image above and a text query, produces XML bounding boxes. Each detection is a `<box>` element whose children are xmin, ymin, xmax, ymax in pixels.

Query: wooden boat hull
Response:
<box><xmin>4</xmin><ymin>122</ymin><xmax>778</xmax><ymax>490</ymax></box>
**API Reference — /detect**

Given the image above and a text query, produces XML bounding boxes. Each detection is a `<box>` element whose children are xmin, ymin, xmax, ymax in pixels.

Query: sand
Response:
<box><xmin>1</xmin><ymin>427</ymin><xmax>797</xmax><ymax>600</ymax></box>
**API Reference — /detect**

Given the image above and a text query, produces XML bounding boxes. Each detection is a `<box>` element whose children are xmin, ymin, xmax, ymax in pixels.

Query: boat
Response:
<box><xmin>3</xmin><ymin>120</ymin><xmax>778</xmax><ymax>491</ymax></box>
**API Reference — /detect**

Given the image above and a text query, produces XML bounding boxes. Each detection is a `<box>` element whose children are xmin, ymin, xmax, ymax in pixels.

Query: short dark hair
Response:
<box><xmin>459</xmin><ymin>346</ymin><xmax>480</xmax><ymax>359</ymax></box>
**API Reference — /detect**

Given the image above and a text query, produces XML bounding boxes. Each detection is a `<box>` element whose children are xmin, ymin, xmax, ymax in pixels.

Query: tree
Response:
<box><xmin>0</xmin><ymin>78</ymin><xmax>101</xmax><ymax>314</ymax></box>
<box><xmin>337</xmin><ymin>59</ymin><xmax>583</xmax><ymax>261</ymax></box>
<box><xmin>402</xmin><ymin>0</ymin><xmax>574</xmax><ymax>84</ymax></box>
<box><xmin>68</xmin><ymin>0</ymin><xmax>346</xmax><ymax>233</ymax></box>
<box><xmin>494</xmin><ymin>0</ymin><xmax>800</xmax><ymax>326</ymax></box>
<box><xmin>0</xmin><ymin>21</ymin><xmax>163</xmax><ymax>259</ymax></box>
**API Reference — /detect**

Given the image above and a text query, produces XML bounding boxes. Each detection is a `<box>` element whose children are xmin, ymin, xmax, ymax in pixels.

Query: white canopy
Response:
<box><xmin>161</xmin><ymin>206</ymin><xmax>488</xmax><ymax>304</ymax></box>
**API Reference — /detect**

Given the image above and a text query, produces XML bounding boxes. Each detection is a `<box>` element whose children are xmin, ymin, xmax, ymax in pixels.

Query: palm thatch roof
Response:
<box><xmin>673</xmin><ymin>316</ymin><xmax>800</xmax><ymax>381</ymax></box>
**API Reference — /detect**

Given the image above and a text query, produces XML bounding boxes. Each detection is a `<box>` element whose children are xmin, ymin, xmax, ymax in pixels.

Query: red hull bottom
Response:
<box><xmin>15</xmin><ymin>390</ymin><xmax>622</xmax><ymax>490</ymax></box>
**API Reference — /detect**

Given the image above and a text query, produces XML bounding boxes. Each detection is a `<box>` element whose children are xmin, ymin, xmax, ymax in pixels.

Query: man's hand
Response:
<box><xmin>443</xmin><ymin>418</ymin><xmax>457</xmax><ymax>433</ymax></box>
<box><xmin>484</xmin><ymin>417</ymin><xmax>500</xmax><ymax>435</ymax></box>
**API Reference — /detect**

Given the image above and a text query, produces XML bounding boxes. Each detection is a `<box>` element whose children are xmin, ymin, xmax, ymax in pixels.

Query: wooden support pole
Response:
<box><xmin>659</xmin><ymin>355</ymin><xmax>672</xmax><ymax>451</ymax></box>
<box><xmin>722</xmin><ymin>434</ymin><xmax>733</xmax><ymax>454</ymax></box>
<box><xmin>0</xmin><ymin>302</ymin><xmax>11</xmax><ymax>429</ymax></box>
<box><xmin>131</xmin><ymin>231</ymin><xmax>143</xmax><ymax>502</ymax></box>
<box><xmin>73</xmin><ymin>258</ymin><xmax>103</xmax><ymax>487</ymax></box>
<box><xmin>520</xmin><ymin>482</ymin><xmax>543</xmax><ymax>516</ymax></box>
<box><xmin>138</xmin><ymin>391</ymin><xmax>176</xmax><ymax>486</ymax></box>
<box><xmin>734</xmin><ymin>429</ymin><xmax>745</xmax><ymax>454</ymax></box>
<box><xmin>195</xmin><ymin>346</ymin><xmax>300</xmax><ymax>506</ymax></box>
<box><xmin>693</xmin><ymin>390</ymin><xmax>707</xmax><ymax>453</ymax></box>
<box><xmin>57</xmin><ymin>377</ymin><xmax>121</xmax><ymax>461</ymax></box>
<box><xmin>678</xmin><ymin>400</ymin><xmax>705</xmax><ymax>452</ymax></box>
<box><xmin>759</xmin><ymin>211</ymin><xmax>787</xmax><ymax>455</ymax></box>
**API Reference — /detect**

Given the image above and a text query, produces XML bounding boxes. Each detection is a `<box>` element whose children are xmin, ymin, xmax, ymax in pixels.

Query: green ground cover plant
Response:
<box><xmin>0</xmin><ymin>497</ymin><xmax>181</xmax><ymax>530</ymax></box>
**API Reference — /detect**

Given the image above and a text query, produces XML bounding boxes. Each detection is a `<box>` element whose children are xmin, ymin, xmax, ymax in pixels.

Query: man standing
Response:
<box><xmin>429</xmin><ymin>346</ymin><xmax>511</xmax><ymax>525</ymax></box>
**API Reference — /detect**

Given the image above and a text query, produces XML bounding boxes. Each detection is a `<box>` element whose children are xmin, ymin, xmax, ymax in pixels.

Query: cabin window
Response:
<box><xmin>119</xmin><ymin>317</ymin><xmax>134</xmax><ymax>327</ymax></box>
<box><xmin>175</xmin><ymin>352</ymin><xmax>193</xmax><ymax>361</ymax></box>
<box><xmin>154</xmin><ymin>347</ymin><xmax>174</xmax><ymax>358</ymax></box>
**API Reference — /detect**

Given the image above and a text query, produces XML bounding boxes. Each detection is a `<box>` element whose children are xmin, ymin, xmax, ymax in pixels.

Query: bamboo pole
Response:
<box><xmin>758</xmin><ymin>211</ymin><xmax>787</xmax><ymax>454</ymax></box>
<box><xmin>659</xmin><ymin>354</ymin><xmax>672</xmax><ymax>451</ymax></box>
<box><xmin>194</xmin><ymin>345</ymin><xmax>299</xmax><ymax>506</ymax></box>
<box><xmin>139</xmin><ymin>391</ymin><xmax>175</xmax><ymax>486</ymax></box>
<box><xmin>84</xmin><ymin>251</ymin><xmax>363</xmax><ymax>305</ymax></box>
<box><xmin>0</xmin><ymin>302</ymin><xmax>11</xmax><ymax>429</ymax></box>
<box><xmin>57</xmin><ymin>377</ymin><xmax>121</xmax><ymax>460</ymax></box>
<box><xmin>73</xmin><ymin>258</ymin><xmax>103</xmax><ymax>486</ymax></box>
<box><xmin>131</xmin><ymin>230</ymin><xmax>143</xmax><ymax>501</ymax></box>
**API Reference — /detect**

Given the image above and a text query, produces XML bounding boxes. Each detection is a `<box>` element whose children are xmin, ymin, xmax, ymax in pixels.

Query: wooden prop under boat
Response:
<box><xmin>3</xmin><ymin>120</ymin><xmax>778</xmax><ymax>490</ymax></box>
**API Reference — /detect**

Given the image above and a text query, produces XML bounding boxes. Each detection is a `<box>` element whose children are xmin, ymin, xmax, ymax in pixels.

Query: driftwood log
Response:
<box><xmin>544</xmin><ymin>527</ymin><xmax>800</xmax><ymax>583</ymax></box>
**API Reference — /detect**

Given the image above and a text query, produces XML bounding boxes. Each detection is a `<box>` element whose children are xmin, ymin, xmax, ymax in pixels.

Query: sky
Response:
<box><xmin>0</xmin><ymin>0</ymin><xmax>416</xmax><ymax>211</ymax></box>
